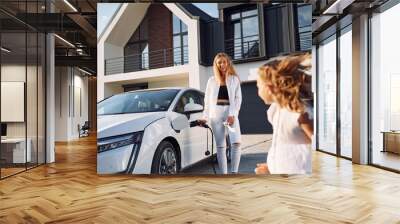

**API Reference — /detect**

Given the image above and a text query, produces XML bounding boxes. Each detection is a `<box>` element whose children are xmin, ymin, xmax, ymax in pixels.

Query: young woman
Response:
<box><xmin>198</xmin><ymin>53</ymin><xmax>242</xmax><ymax>174</ymax></box>
<box><xmin>255</xmin><ymin>53</ymin><xmax>313</xmax><ymax>175</ymax></box>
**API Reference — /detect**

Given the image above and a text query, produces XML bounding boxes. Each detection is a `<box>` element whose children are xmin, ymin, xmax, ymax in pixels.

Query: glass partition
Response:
<box><xmin>317</xmin><ymin>35</ymin><xmax>337</xmax><ymax>155</ymax></box>
<box><xmin>1</xmin><ymin>31</ymin><xmax>28</xmax><ymax>177</ymax></box>
<box><xmin>0</xmin><ymin>1</ymin><xmax>46</xmax><ymax>179</ymax></box>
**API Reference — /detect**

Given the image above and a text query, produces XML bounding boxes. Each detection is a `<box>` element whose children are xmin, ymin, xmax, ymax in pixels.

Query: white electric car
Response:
<box><xmin>97</xmin><ymin>88</ymin><xmax>216</xmax><ymax>174</ymax></box>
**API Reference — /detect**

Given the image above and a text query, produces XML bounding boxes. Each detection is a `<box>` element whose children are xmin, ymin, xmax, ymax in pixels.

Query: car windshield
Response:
<box><xmin>97</xmin><ymin>89</ymin><xmax>179</xmax><ymax>115</ymax></box>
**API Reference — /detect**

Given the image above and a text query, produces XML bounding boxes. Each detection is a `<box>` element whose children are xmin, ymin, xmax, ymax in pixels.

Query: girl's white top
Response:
<box><xmin>266</xmin><ymin>103</ymin><xmax>313</xmax><ymax>174</ymax></box>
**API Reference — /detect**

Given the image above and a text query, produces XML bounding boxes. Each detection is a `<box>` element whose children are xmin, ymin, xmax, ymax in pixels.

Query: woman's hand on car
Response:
<box><xmin>197</xmin><ymin>119</ymin><xmax>207</xmax><ymax>126</ymax></box>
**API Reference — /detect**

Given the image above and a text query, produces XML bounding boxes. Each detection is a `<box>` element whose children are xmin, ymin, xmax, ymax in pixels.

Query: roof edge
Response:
<box><xmin>98</xmin><ymin>3</ymin><xmax>123</xmax><ymax>42</ymax></box>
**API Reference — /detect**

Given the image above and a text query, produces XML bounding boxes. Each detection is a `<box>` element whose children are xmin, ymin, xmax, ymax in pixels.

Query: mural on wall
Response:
<box><xmin>97</xmin><ymin>3</ymin><xmax>313</xmax><ymax>175</ymax></box>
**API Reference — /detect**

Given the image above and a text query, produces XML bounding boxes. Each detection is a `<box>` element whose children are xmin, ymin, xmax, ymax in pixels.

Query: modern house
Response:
<box><xmin>97</xmin><ymin>3</ymin><xmax>312</xmax><ymax>133</ymax></box>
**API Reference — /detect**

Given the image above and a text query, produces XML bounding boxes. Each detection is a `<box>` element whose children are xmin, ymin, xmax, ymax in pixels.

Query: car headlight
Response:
<box><xmin>97</xmin><ymin>131</ymin><xmax>144</xmax><ymax>153</ymax></box>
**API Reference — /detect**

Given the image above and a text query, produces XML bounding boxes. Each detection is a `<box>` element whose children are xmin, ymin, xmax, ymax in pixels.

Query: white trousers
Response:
<box><xmin>209</xmin><ymin>105</ymin><xmax>242</xmax><ymax>174</ymax></box>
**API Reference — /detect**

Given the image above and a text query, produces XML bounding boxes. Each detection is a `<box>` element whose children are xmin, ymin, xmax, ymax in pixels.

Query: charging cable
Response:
<box><xmin>190</xmin><ymin>120</ymin><xmax>216</xmax><ymax>174</ymax></box>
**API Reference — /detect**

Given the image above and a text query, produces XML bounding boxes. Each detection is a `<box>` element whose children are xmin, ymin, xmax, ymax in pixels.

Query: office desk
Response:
<box><xmin>381</xmin><ymin>131</ymin><xmax>400</xmax><ymax>154</ymax></box>
<box><xmin>1</xmin><ymin>138</ymin><xmax>31</xmax><ymax>163</ymax></box>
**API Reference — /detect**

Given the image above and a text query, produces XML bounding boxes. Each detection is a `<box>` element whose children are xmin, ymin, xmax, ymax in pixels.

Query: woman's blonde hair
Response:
<box><xmin>213</xmin><ymin>53</ymin><xmax>238</xmax><ymax>84</ymax></box>
<box><xmin>258</xmin><ymin>53</ymin><xmax>311</xmax><ymax>113</ymax></box>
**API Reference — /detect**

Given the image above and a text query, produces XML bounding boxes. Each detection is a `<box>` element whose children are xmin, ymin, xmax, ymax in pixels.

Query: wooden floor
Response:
<box><xmin>372</xmin><ymin>150</ymin><xmax>400</xmax><ymax>171</ymax></box>
<box><xmin>1</xmin><ymin>135</ymin><xmax>400</xmax><ymax>223</ymax></box>
<box><xmin>1</xmin><ymin>167</ymin><xmax>26</xmax><ymax>178</ymax></box>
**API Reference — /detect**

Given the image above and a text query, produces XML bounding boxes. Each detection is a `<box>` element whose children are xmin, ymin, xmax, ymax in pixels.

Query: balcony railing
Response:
<box><xmin>298</xmin><ymin>26</ymin><xmax>312</xmax><ymax>51</ymax></box>
<box><xmin>105</xmin><ymin>46</ymin><xmax>188</xmax><ymax>75</ymax></box>
<box><xmin>225</xmin><ymin>35</ymin><xmax>260</xmax><ymax>60</ymax></box>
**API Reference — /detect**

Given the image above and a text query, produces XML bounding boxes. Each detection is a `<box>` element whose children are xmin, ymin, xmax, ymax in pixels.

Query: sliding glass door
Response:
<box><xmin>316</xmin><ymin>23</ymin><xmax>353</xmax><ymax>159</ymax></box>
<box><xmin>370</xmin><ymin>3</ymin><xmax>400</xmax><ymax>171</ymax></box>
<box><xmin>1</xmin><ymin>30</ymin><xmax>28</xmax><ymax>177</ymax></box>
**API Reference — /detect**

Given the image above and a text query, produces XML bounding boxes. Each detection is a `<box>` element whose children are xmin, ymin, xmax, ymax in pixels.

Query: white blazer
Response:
<box><xmin>202</xmin><ymin>75</ymin><xmax>242</xmax><ymax>121</ymax></box>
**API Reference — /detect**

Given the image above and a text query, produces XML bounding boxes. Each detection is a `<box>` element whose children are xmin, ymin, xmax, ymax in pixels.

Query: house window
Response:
<box><xmin>225</xmin><ymin>7</ymin><xmax>260</xmax><ymax>60</ymax></box>
<box><xmin>295</xmin><ymin>4</ymin><xmax>312</xmax><ymax>51</ymax></box>
<box><xmin>172</xmin><ymin>15</ymin><xmax>188</xmax><ymax>66</ymax></box>
<box><xmin>124</xmin><ymin>17</ymin><xmax>149</xmax><ymax>72</ymax></box>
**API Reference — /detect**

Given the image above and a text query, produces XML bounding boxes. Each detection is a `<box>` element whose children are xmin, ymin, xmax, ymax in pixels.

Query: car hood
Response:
<box><xmin>97</xmin><ymin>112</ymin><xmax>166</xmax><ymax>139</ymax></box>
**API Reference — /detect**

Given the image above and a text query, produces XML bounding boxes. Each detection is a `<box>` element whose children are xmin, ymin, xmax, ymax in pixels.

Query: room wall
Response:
<box><xmin>54</xmin><ymin>67</ymin><xmax>89</xmax><ymax>141</ymax></box>
<box><xmin>1</xmin><ymin>64</ymin><xmax>39</xmax><ymax>139</ymax></box>
<box><xmin>1</xmin><ymin>63</ymin><xmax>46</xmax><ymax>164</ymax></box>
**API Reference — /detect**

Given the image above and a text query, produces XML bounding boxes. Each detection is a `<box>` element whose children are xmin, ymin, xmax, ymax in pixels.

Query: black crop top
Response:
<box><xmin>218</xmin><ymin>85</ymin><xmax>229</xmax><ymax>100</ymax></box>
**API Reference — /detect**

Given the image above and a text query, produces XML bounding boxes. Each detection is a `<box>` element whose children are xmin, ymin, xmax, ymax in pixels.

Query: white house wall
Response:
<box><xmin>199</xmin><ymin>65</ymin><xmax>213</xmax><ymax>91</ymax></box>
<box><xmin>98</xmin><ymin>3</ymin><xmax>203</xmax><ymax>101</ymax></box>
<box><xmin>102</xmin><ymin>65</ymin><xmax>190</xmax><ymax>83</ymax></box>
<box><xmin>148</xmin><ymin>78</ymin><xmax>189</xmax><ymax>89</ymax></box>
<box><xmin>97</xmin><ymin>36</ymin><xmax>105</xmax><ymax>102</ymax></box>
<box><xmin>98</xmin><ymin>3</ymin><xmax>150</xmax><ymax>102</ymax></box>
<box><xmin>164</xmin><ymin>4</ymin><xmax>203</xmax><ymax>90</ymax></box>
<box><xmin>104</xmin><ymin>83</ymin><xmax>124</xmax><ymax>99</ymax></box>
<box><xmin>234</xmin><ymin>61</ymin><xmax>269</xmax><ymax>82</ymax></box>
<box><xmin>103</xmin><ymin>74</ymin><xmax>189</xmax><ymax>98</ymax></box>
<box><xmin>102</xmin><ymin>3</ymin><xmax>149</xmax><ymax>46</ymax></box>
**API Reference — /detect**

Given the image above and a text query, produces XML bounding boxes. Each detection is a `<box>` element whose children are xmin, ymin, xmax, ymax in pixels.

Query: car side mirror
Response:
<box><xmin>183</xmin><ymin>103</ymin><xmax>203</xmax><ymax>114</ymax></box>
<box><xmin>170</xmin><ymin>114</ymin><xmax>189</xmax><ymax>132</ymax></box>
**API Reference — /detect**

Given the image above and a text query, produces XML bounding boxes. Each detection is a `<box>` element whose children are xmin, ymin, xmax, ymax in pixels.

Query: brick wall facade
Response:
<box><xmin>147</xmin><ymin>4</ymin><xmax>173</xmax><ymax>68</ymax></box>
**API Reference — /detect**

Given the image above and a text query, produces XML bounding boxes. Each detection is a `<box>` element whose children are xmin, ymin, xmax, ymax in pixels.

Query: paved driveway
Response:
<box><xmin>182</xmin><ymin>134</ymin><xmax>272</xmax><ymax>174</ymax></box>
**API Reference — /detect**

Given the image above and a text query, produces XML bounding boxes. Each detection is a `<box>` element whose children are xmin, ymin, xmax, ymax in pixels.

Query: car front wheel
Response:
<box><xmin>151</xmin><ymin>141</ymin><xmax>179</xmax><ymax>175</ymax></box>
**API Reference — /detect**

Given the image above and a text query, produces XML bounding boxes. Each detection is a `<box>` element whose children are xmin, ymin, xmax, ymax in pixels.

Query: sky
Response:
<box><xmin>97</xmin><ymin>3</ymin><xmax>218</xmax><ymax>37</ymax></box>
<box><xmin>97</xmin><ymin>3</ymin><xmax>121</xmax><ymax>37</ymax></box>
<box><xmin>193</xmin><ymin>3</ymin><xmax>218</xmax><ymax>18</ymax></box>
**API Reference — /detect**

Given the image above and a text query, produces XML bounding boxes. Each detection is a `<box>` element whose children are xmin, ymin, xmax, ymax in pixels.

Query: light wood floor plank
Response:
<box><xmin>0</xmin><ymin>135</ymin><xmax>399</xmax><ymax>223</ymax></box>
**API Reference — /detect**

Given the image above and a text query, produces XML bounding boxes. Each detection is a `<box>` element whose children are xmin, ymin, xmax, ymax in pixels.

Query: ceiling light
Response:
<box><xmin>54</xmin><ymin>34</ymin><xmax>75</xmax><ymax>48</ymax></box>
<box><xmin>78</xmin><ymin>67</ymin><xmax>93</xmax><ymax>76</ymax></box>
<box><xmin>63</xmin><ymin>0</ymin><xmax>78</xmax><ymax>12</ymax></box>
<box><xmin>1</xmin><ymin>47</ymin><xmax>11</xmax><ymax>53</ymax></box>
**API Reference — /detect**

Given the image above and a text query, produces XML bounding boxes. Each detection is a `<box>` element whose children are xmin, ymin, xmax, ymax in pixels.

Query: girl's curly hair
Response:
<box><xmin>258</xmin><ymin>53</ymin><xmax>311</xmax><ymax>113</ymax></box>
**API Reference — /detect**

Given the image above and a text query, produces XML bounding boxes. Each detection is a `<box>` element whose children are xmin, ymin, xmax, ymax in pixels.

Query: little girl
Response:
<box><xmin>255</xmin><ymin>53</ymin><xmax>313</xmax><ymax>174</ymax></box>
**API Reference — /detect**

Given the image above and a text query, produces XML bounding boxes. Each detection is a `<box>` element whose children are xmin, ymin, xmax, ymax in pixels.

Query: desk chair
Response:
<box><xmin>78</xmin><ymin>121</ymin><xmax>90</xmax><ymax>138</ymax></box>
